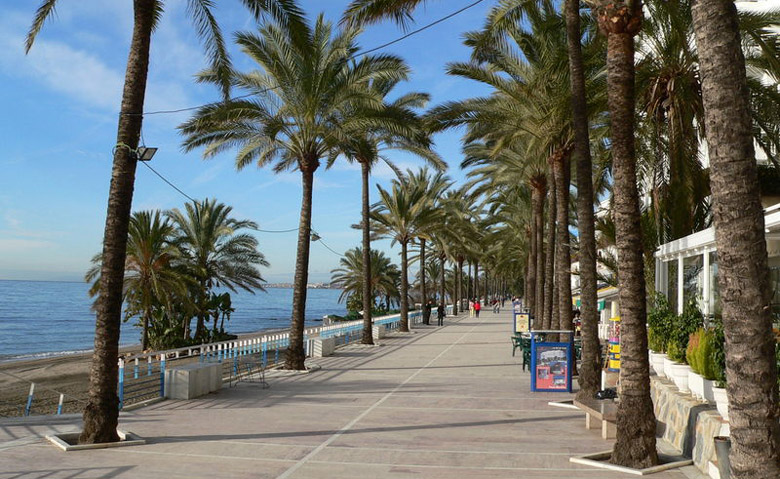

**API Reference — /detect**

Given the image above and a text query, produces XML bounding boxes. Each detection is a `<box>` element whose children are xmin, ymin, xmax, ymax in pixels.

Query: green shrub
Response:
<box><xmin>688</xmin><ymin>328</ymin><xmax>718</xmax><ymax>379</ymax></box>
<box><xmin>647</xmin><ymin>293</ymin><xmax>675</xmax><ymax>353</ymax></box>
<box><xmin>668</xmin><ymin>299</ymin><xmax>704</xmax><ymax>364</ymax></box>
<box><xmin>710</xmin><ymin>316</ymin><xmax>727</xmax><ymax>387</ymax></box>
<box><xmin>687</xmin><ymin>329</ymin><xmax>703</xmax><ymax>373</ymax></box>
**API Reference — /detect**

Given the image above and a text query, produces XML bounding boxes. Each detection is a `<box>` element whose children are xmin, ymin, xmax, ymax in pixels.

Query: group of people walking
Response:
<box><xmin>468</xmin><ymin>296</ymin><xmax>508</xmax><ymax>317</ymax></box>
<box><xmin>423</xmin><ymin>300</ymin><xmax>447</xmax><ymax>326</ymax></box>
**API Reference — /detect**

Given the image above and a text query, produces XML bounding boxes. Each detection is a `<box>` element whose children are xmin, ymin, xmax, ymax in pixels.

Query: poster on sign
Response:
<box><xmin>514</xmin><ymin>313</ymin><xmax>530</xmax><ymax>333</ymax></box>
<box><xmin>533</xmin><ymin>344</ymin><xmax>569</xmax><ymax>390</ymax></box>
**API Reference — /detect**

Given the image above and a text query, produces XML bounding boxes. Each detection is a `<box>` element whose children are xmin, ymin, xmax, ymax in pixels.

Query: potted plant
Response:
<box><xmin>710</xmin><ymin>317</ymin><xmax>729</xmax><ymax>420</ymax></box>
<box><xmin>694</xmin><ymin>328</ymin><xmax>719</xmax><ymax>402</ymax></box>
<box><xmin>687</xmin><ymin>329</ymin><xmax>706</xmax><ymax>399</ymax></box>
<box><xmin>667</xmin><ymin>300</ymin><xmax>704</xmax><ymax>393</ymax></box>
<box><xmin>647</xmin><ymin>294</ymin><xmax>674</xmax><ymax>377</ymax></box>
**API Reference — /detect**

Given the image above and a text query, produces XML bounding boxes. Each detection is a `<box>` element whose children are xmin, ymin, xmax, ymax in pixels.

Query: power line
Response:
<box><xmin>316</xmin><ymin>237</ymin><xmax>344</xmax><ymax>257</ymax></box>
<box><xmin>121</xmin><ymin>0</ymin><xmax>487</xmax><ymax>118</ymax></box>
<box><xmin>138</xmin><ymin>154</ymin><xmax>345</xmax><ymax>254</ymax></box>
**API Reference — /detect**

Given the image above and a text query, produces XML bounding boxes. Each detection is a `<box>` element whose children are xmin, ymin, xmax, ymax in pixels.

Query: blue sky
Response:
<box><xmin>0</xmin><ymin>0</ymin><xmax>494</xmax><ymax>283</ymax></box>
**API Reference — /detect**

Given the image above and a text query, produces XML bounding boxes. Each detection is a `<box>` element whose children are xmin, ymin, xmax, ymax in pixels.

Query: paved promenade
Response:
<box><xmin>0</xmin><ymin>308</ymin><xmax>702</xmax><ymax>478</ymax></box>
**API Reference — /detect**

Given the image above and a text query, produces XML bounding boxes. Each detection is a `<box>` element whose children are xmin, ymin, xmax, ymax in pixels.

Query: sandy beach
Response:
<box><xmin>0</xmin><ymin>345</ymin><xmax>143</xmax><ymax>418</ymax></box>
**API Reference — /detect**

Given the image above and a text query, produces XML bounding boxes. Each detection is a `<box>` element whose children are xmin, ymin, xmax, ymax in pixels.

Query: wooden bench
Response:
<box><xmin>574</xmin><ymin>398</ymin><xmax>617</xmax><ymax>440</ymax></box>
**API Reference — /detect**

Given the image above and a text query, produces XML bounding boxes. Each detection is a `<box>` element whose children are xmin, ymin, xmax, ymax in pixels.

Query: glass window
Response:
<box><xmin>666</xmin><ymin>259</ymin><xmax>678</xmax><ymax>311</ymax></box>
<box><xmin>709</xmin><ymin>252</ymin><xmax>720</xmax><ymax>318</ymax></box>
<box><xmin>683</xmin><ymin>255</ymin><xmax>704</xmax><ymax>309</ymax></box>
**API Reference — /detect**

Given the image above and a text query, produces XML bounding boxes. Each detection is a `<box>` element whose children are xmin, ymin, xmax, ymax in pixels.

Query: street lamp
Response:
<box><xmin>136</xmin><ymin>146</ymin><xmax>157</xmax><ymax>162</ymax></box>
<box><xmin>310</xmin><ymin>231</ymin><xmax>321</xmax><ymax>242</ymax></box>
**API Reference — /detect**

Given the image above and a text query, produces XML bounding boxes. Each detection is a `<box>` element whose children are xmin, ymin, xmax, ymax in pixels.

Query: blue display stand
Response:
<box><xmin>529</xmin><ymin>330</ymin><xmax>574</xmax><ymax>393</ymax></box>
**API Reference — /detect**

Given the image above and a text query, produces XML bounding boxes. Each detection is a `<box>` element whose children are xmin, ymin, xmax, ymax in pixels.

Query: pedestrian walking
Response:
<box><xmin>474</xmin><ymin>300</ymin><xmax>481</xmax><ymax>318</ymax></box>
<box><xmin>423</xmin><ymin>300</ymin><xmax>432</xmax><ymax>325</ymax></box>
<box><xmin>493</xmin><ymin>299</ymin><xmax>500</xmax><ymax>314</ymax></box>
<box><xmin>437</xmin><ymin>303</ymin><xmax>445</xmax><ymax>326</ymax></box>
<box><xmin>468</xmin><ymin>299</ymin><xmax>474</xmax><ymax>317</ymax></box>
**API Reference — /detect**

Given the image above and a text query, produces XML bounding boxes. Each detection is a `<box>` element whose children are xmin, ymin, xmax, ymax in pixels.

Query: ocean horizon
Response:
<box><xmin>0</xmin><ymin>279</ymin><xmax>345</xmax><ymax>362</ymax></box>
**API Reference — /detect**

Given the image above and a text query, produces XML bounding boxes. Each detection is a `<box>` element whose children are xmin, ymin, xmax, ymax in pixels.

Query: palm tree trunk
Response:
<box><xmin>566</xmin><ymin>0</ymin><xmax>602</xmax><ymax>401</ymax></box>
<box><xmin>599</xmin><ymin>2</ymin><xmax>657</xmax><ymax>467</ymax></box>
<box><xmin>535</xmin><ymin>181</ymin><xmax>547</xmax><ymax>325</ymax></box>
<box><xmin>691</xmin><ymin>1</ymin><xmax>780</xmax><ymax>476</ymax></box>
<box><xmin>400</xmin><ymin>240</ymin><xmax>410</xmax><ymax>332</ymax></box>
<box><xmin>286</xmin><ymin>161</ymin><xmax>318</xmax><ymax>370</ymax></box>
<box><xmin>474</xmin><ymin>260</ymin><xmax>480</xmax><ymax>299</ymax></box>
<box><xmin>142</xmin><ymin>310</ymin><xmax>150</xmax><ymax>351</ymax></box>
<box><xmin>543</xmin><ymin>181</ymin><xmax>557</xmax><ymax>330</ymax></box>
<box><xmin>528</xmin><ymin>181</ymin><xmax>542</xmax><ymax>317</ymax></box>
<box><xmin>79</xmin><ymin>0</ymin><xmax>154</xmax><ymax>445</ymax></box>
<box><xmin>440</xmin><ymin>254</ymin><xmax>446</xmax><ymax>310</ymax></box>
<box><xmin>467</xmin><ymin>261</ymin><xmax>473</xmax><ymax>301</ymax></box>
<box><xmin>420</xmin><ymin>238</ymin><xmax>428</xmax><ymax>324</ymax></box>
<box><xmin>554</xmin><ymin>149</ymin><xmax>573</xmax><ymax>340</ymax></box>
<box><xmin>360</xmin><ymin>162</ymin><xmax>374</xmax><ymax>345</ymax></box>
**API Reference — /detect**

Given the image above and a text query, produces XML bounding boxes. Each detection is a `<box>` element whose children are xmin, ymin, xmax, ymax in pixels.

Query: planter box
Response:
<box><xmin>703</xmin><ymin>378</ymin><xmax>716</xmax><ymax>403</ymax></box>
<box><xmin>670</xmin><ymin>363</ymin><xmax>691</xmax><ymax>393</ymax></box>
<box><xmin>713</xmin><ymin>386</ymin><xmax>729</xmax><ymax>421</ymax></box>
<box><xmin>688</xmin><ymin>370</ymin><xmax>705</xmax><ymax>399</ymax></box>
<box><xmin>663</xmin><ymin>356</ymin><xmax>675</xmax><ymax>380</ymax></box>
<box><xmin>372</xmin><ymin>325</ymin><xmax>386</xmax><ymax>340</ymax></box>
<box><xmin>650</xmin><ymin>352</ymin><xmax>667</xmax><ymax>377</ymax></box>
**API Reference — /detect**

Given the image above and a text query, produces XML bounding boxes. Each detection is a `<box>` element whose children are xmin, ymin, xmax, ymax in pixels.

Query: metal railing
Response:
<box><xmin>3</xmin><ymin>308</ymin><xmax>438</xmax><ymax>417</ymax></box>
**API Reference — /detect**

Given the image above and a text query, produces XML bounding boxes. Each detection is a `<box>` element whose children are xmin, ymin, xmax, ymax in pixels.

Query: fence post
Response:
<box><xmin>147</xmin><ymin>356</ymin><xmax>153</xmax><ymax>376</ymax></box>
<box><xmin>159</xmin><ymin>354</ymin><xmax>166</xmax><ymax>398</ymax></box>
<box><xmin>57</xmin><ymin>393</ymin><xmax>64</xmax><ymax>415</ymax></box>
<box><xmin>133</xmin><ymin>358</ymin><xmax>139</xmax><ymax>379</ymax></box>
<box><xmin>24</xmin><ymin>383</ymin><xmax>35</xmax><ymax>416</ymax></box>
<box><xmin>118</xmin><ymin>358</ymin><xmax>124</xmax><ymax>410</ymax></box>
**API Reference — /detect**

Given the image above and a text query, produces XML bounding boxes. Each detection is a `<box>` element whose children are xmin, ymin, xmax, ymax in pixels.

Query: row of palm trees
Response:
<box><xmin>349</xmin><ymin>0</ymin><xmax>779</xmax><ymax>475</ymax></box>
<box><xmin>348</xmin><ymin>0</ymin><xmax>780</xmax><ymax>475</ymax></box>
<box><xmin>26</xmin><ymin>2</ymin><xmax>780</xmax><ymax>476</ymax></box>
<box><xmin>85</xmin><ymin>199</ymin><xmax>267</xmax><ymax>350</ymax></box>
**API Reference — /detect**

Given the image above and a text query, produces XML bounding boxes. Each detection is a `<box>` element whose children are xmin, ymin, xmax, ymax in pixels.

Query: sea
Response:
<box><xmin>0</xmin><ymin>280</ymin><xmax>345</xmax><ymax>362</ymax></box>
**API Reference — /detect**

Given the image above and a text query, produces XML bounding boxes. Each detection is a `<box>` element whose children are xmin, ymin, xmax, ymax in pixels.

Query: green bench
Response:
<box><xmin>511</xmin><ymin>334</ymin><xmax>532</xmax><ymax>371</ymax></box>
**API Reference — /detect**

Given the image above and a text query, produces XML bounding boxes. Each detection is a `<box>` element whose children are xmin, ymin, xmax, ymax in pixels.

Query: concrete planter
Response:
<box><xmin>670</xmin><ymin>363</ymin><xmax>691</xmax><ymax>393</ymax></box>
<box><xmin>688</xmin><ymin>370</ymin><xmax>705</xmax><ymax>400</ymax></box>
<box><xmin>650</xmin><ymin>352</ymin><xmax>667</xmax><ymax>377</ymax></box>
<box><xmin>702</xmin><ymin>378</ymin><xmax>716</xmax><ymax>403</ymax></box>
<box><xmin>663</xmin><ymin>356</ymin><xmax>675</xmax><ymax>380</ymax></box>
<box><xmin>713</xmin><ymin>386</ymin><xmax>729</xmax><ymax>421</ymax></box>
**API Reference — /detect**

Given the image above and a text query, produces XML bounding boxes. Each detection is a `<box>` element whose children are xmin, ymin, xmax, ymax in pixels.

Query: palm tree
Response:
<box><xmin>179</xmin><ymin>15</ymin><xmax>408</xmax><ymax>369</ymax></box>
<box><xmin>594</xmin><ymin>0</ymin><xmax>658</xmax><ymax>467</ymax></box>
<box><xmin>372</xmin><ymin>174</ymin><xmax>441</xmax><ymax>331</ymax></box>
<box><xmin>85</xmin><ymin>210</ymin><xmax>192</xmax><ymax>351</ymax></box>
<box><xmin>336</xmin><ymin>77</ymin><xmax>443</xmax><ymax>344</ymax></box>
<box><xmin>166</xmin><ymin>199</ymin><xmax>268</xmax><ymax>342</ymax></box>
<box><xmin>405</xmin><ymin>168</ymin><xmax>451</xmax><ymax>323</ymax></box>
<box><xmin>26</xmin><ymin>0</ymin><xmax>304</xmax><ymax>444</ymax></box>
<box><xmin>330</xmin><ymin>247</ymin><xmax>400</xmax><ymax>311</ymax></box>
<box><xmin>690</xmin><ymin>1</ymin><xmax>780</xmax><ymax>476</ymax></box>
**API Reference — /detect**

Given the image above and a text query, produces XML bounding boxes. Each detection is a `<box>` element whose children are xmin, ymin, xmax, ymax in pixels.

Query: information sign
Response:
<box><xmin>529</xmin><ymin>331</ymin><xmax>573</xmax><ymax>393</ymax></box>
<box><xmin>514</xmin><ymin>313</ymin><xmax>530</xmax><ymax>333</ymax></box>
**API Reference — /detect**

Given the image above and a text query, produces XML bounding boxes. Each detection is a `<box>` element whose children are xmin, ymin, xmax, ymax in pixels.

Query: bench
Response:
<box><xmin>228</xmin><ymin>354</ymin><xmax>269</xmax><ymax>389</ymax></box>
<box><xmin>574</xmin><ymin>398</ymin><xmax>617</xmax><ymax>440</ymax></box>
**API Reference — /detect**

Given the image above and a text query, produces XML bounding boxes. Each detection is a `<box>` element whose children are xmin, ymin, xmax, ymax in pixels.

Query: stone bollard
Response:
<box><xmin>372</xmin><ymin>325</ymin><xmax>386</xmax><ymax>341</ymax></box>
<box><xmin>313</xmin><ymin>337</ymin><xmax>336</xmax><ymax>357</ymax></box>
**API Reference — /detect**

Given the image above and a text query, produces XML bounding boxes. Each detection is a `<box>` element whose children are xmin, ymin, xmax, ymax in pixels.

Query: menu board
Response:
<box><xmin>534</xmin><ymin>344</ymin><xmax>569</xmax><ymax>390</ymax></box>
<box><xmin>514</xmin><ymin>313</ymin><xmax>530</xmax><ymax>333</ymax></box>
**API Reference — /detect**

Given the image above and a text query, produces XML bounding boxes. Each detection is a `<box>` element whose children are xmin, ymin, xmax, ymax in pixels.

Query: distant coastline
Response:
<box><xmin>265</xmin><ymin>282</ymin><xmax>341</xmax><ymax>289</ymax></box>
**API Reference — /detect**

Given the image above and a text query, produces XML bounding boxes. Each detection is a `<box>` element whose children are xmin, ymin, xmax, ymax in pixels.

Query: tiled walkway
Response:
<box><xmin>0</xmin><ymin>308</ymin><xmax>702</xmax><ymax>478</ymax></box>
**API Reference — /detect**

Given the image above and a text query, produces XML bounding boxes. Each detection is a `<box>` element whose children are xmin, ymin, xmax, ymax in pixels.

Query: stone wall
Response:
<box><xmin>650</xmin><ymin>375</ymin><xmax>725</xmax><ymax>475</ymax></box>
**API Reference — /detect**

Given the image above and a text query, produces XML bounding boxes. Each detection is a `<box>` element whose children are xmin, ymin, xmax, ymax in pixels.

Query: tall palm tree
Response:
<box><xmin>26</xmin><ymin>0</ymin><xmax>305</xmax><ymax>444</ymax></box>
<box><xmin>336</xmin><ymin>77</ymin><xmax>443</xmax><ymax>344</ymax></box>
<box><xmin>166</xmin><ymin>199</ymin><xmax>268</xmax><ymax>342</ymax></box>
<box><xmin>330</xmin><ymin>247</ymin><xmax>400</xmax><ymax>310</ymax></box>
<box><xmin>372</xmin><ymin>175</ymin><xmax>441</xmax><ymax>331</ymax></box>
<box><xmin>85</xmin><ymin>210</ymin><xmax>192</xmax><ymax>352</ymax></box>
<box><xmin>594</xmin><ymin>0</ymin><xmax>658</xmax><ymax>467</ymax></box>
<box><xmin>180</xmin><ymin>15</ymin><xmax>408</xmax><ymax>369</ymax></box>
<box><xmin>690</xmin><ymin>1</ymin><xmax>780</xmax><ymax>476</ymax></box>
<box><xmin>405</xmin><ymin>168</ymin><xmax>451</xmax><ymax>323</ymax></box>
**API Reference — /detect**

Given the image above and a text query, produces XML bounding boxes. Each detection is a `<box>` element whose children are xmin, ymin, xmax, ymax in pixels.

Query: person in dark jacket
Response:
<box><xmin>423</xmin><ymin>301</ymin><xmax>432</xmax><ymax>325</ymax></box>
<box><xmin>437</xmin><ymin>303</ymin><xmax>445</xmax><ymax>326</ymax></box>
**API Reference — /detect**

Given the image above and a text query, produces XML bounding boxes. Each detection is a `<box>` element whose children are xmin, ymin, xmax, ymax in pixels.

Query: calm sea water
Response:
<box><xmin>0</xmin><ymin>280</ymin><xmax>345</xmax><ymax>361</ymax></box>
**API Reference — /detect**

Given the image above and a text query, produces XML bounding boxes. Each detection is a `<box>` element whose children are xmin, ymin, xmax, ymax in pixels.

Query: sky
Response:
<box><xmin>0</xmin><ymin>0</ymin><xmax>495</xmax><ymax>283</ymax></box>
